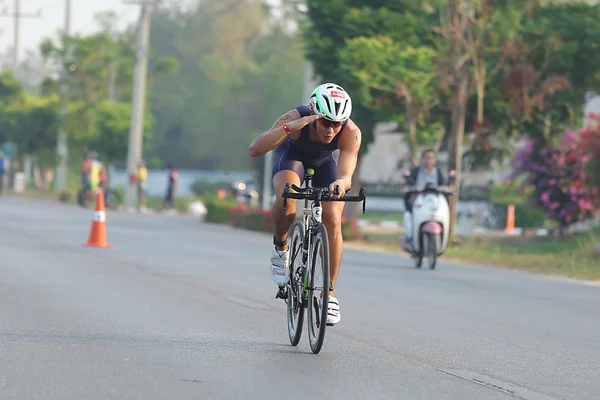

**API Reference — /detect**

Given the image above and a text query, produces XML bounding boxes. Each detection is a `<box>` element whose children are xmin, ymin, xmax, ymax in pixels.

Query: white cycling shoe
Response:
<box><xmin>271</xmin><ymin>245</ymin><xmax>290</xmax><ymax>287</ymax></box>
<box><xmin>326</xmin><ymin>296</ymin><xmax>341</xmax><ymax>326</ymax></box>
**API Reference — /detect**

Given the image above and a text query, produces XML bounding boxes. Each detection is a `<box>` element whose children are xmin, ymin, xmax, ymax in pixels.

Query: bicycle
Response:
<box><xmin>275</xmin><ymin>168</ymin><xmax>367</xmax><ymax>354</ymax></box>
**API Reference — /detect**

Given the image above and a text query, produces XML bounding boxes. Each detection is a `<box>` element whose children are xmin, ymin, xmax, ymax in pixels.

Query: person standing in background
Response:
<box><xmin>137</xmin><ymin>160</ymin><xmax>148</xmax><ymax>211</ymax></box>
<box><xmin>162</xmin><ymin>163</ymin><xmax>178</xmax><ymax>211</ymax></box>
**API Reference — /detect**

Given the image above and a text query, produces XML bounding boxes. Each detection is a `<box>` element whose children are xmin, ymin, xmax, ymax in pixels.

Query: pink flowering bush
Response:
<box><xmin>509</xmin><ymin>124</ymin><xmax>599</xmax><ymax>231</ymax></box>
<box><xmin>580</xmin><ymin>113</ymin><xmax>600</xmax><ymax>190</ymax></box>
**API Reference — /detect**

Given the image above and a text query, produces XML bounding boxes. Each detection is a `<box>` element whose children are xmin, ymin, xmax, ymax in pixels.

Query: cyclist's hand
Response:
<box><xmin>285</xmin><ymin>113</ymin><xmax>325</xmax><ymax>133</ymax></box>
<box><xmin>328</xmin><ymin>179</ymin><xmax>346</xmax><ymax>199</ymax></box>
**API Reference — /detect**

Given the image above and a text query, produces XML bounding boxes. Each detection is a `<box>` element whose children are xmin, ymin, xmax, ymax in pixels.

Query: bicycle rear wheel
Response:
<box><xmin>286</xmin><ymin>221</ymin><xmax>305</xmax><ymax>346</ymax></box>
<box><xmin>307</xmin><ymin>223</ymin><xmax>330</xmax><ymax>354</ymax></box>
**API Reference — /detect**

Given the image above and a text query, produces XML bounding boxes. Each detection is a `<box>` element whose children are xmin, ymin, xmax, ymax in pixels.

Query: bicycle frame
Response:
<box><xmin>298</xmin><ymin>170</ymin><xmax>321</xmax><ymax>301</ymax></box>
<box><xmin>278</xmin><ymin>168</ymin><xmax>367</xmax><ymax>353</ymax></box>
<box><xmin>280</xmin><ymin>168</ymin><xmax>367</xmax><ymax>302</ymax></box>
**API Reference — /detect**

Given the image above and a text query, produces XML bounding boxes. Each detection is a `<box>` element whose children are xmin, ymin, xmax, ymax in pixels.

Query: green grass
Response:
<box><xmin>444</xmin><ymin>229</ymin><xmax>600</xmax><ymax>280</ymax></box>
<box><xmin>358</xmin><ymin>211</ymin><xmax>403</xmax><ymax>222</ymax></box>
<box><xmin>354</xmin><ymin>227</ymin><xmax>600</xmax><ymax>281</ymax></box>
<box><xmin>488</xmin><ymin>182</ymin><xmax>528</xmax><ymax>206</ymax></box>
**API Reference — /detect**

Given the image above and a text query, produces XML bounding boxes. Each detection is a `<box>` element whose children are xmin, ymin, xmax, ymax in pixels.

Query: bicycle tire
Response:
<box><xmin>307</xmin><ymin>223</ymin><xmax>330</xmax><ymax>354</ymax></box>
<box><xmin>287</xmin><ymin>221</ymin><xmax>305</xmax><ymax>346</ymax></box>
<box><xmin>77</xmin><ymin>188</ymin><xmax>86</xmax><ymax>208</ymax></box>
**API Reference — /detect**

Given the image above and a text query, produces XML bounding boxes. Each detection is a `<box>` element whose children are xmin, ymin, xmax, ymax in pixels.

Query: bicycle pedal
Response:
<box><xmin>275</xmin><ymin>287</ymin><xmax>288</xmax><ymax>300</ymax></box>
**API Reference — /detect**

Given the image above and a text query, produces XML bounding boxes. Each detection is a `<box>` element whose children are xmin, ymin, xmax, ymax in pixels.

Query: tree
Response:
<box><xmin>432</xmin><ymin>0</ymin><xmax>471</xmax><ymax>241</ymax></box>
<box><xmin>147</xmin><ymin>0</ymin><xmax>304</xmax><ymax>169</ymax></box>
<box><xmin>0</xmin><ymin>70</ymin><xmax>22</xmax><ymax>101</ymax></box>
<box><xmin>88</xmin><ymin>100</ymin><xmax>153</xmax><ymax>163</ymax></box>
<box><xmin>339</xmin><ymin>36</ymin><xmax>443</xmax><ymax>165</ymax></box>
<box><xmin>37</xmin><ymin>11</ymin><xmax>180</xmax><ymax>167</ymax></box>
<box><xmin>302</xmin><ymin>1</ymin><xmax>440</xmax><ymax>156</ymax></box>
<box><xmin>478</xmin><ymin>2</ymin><xmax>600</xmax><ymax>148</ymax></box>
<box><xmin>302</xmin><ymin>1</ymin><xmax>443</xmax><ymax>216</ymax></box>
<box><xmin>432</xmin><ymin>0</ymin><xmax>538</xmax><ymax>240</ymax></box>
<box><xmin>498</xmin><ymin>63</ymin><xmax>571</xmax><ymax>141</ymax></box>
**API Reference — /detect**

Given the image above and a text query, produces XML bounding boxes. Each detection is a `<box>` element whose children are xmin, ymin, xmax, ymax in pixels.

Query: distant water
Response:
<box><xmin>108</xmin><ymin>168</ymin><xmax>505</xmax><ymax>231</ymax></box>
<box><xmin>109</xmin><ymin>168</ymin><xmax>253</xmax><ymax>197</ymax></box>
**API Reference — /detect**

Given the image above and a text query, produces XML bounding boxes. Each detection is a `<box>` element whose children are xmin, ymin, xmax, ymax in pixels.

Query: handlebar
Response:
<box><xmin>282</xmin><ymin>184</ymin><xmax>367</xmax><ymax>214</ymax></box>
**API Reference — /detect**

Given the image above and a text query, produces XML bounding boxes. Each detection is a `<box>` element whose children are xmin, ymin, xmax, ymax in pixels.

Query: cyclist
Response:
<box><xmin>87</xmin><ymin>152</ymin><xmax>106</xmax><ymax>201</ymax></box>
<box><xmin>248</xmin><ymin>82</ymin><xmax>362</xmax><ymax>326</ymax></box>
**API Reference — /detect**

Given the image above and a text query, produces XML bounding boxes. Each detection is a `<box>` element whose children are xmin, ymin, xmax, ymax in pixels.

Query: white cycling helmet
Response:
<box><xmin>309</xmin><ymin>83</ymin><xmax>353</xmax><ymax>122</ymax></box>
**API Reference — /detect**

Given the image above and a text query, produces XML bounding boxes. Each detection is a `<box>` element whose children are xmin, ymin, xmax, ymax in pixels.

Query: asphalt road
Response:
<box><xmin>1</xmin><ymin>196</ymin><xmax>599</xmax><ymax>400</ymax></box>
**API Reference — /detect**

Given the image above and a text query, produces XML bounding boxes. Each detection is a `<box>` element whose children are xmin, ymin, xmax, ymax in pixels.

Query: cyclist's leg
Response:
<box><xmin>270</xmin><ymin>147</ymin><xmax>304</xmax><ymax>286</ymax></box>
<box><xmin>312</xmin><ymin>158</ymin><xmax>343</xmax><ymax>325</ymax></box>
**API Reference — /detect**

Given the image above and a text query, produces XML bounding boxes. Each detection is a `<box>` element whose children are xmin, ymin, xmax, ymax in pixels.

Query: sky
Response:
<box><xmin>0</xmin><ymin>0</ymin><xmax>283</xmax><ymax>59</ymax></box>
<box><xmin>0</xmin><ymin>0</ymin><xmax>146</xmax><ymax>58</ymax></box>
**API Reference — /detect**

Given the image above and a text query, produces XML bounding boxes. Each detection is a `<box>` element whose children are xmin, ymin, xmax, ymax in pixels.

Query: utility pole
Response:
<box><xmin>0</xmin><ymin>0</ymin><xmax>42</xmax><ymax>187</ymax></box>
<box><xmin>123</xmin><ymin>0</ymin><xmax>158</xmax><ymax>209</ymax></box>
<box><xmin>0</xmin><ymin>0</ymin><xmax>42</xmax><ymax>72</ymax></box>
<box><xmin>55</xmin><ymin>0</ymin><xmax>71</xmax><ymax>193</ymax></box>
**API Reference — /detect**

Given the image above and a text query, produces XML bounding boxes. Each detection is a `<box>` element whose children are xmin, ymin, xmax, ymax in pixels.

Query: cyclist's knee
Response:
<box><xmin>322</xmin><ymin>203</ymin><xmax>343</xmax><ymax>231</ymax></box>
<box><xmin>272</xmin><ymin>170</ymin><xmax>300</xmax><ymax>207</ymax></box>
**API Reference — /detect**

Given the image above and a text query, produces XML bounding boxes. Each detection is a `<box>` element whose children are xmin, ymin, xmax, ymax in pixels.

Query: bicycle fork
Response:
<box><xmin>301</xmin><ymin>233</ymin><xmax>310</xmax><ymax>304</ymax></box>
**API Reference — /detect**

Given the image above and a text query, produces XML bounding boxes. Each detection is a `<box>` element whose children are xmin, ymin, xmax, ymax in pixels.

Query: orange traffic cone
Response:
<box><xmin>83</xmin><ymin>188</ymin><xmax>112</xmax><ymax>248</ymax></box>
<box><xmin>505</xmin><ymin>204</ymin><xmax>515</xmax><ymax>235</ymax></box>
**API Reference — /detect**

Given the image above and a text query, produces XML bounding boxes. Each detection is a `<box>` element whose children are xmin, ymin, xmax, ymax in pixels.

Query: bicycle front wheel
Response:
<box><xmin>307</xmin><ymin>223</ymin><xmax>330</xmax><ymax>354</ymax></box>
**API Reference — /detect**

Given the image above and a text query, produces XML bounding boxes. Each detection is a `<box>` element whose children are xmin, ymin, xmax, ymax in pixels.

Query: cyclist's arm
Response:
<box><xmin>335</xmin><ymin>120</ymin><xmax>362</xmax><ymax>191</ymax></box>
<box><xmin>248</xmin><ymin>109</ymin><xmax>301</xmax><ymax>157</ymax></box>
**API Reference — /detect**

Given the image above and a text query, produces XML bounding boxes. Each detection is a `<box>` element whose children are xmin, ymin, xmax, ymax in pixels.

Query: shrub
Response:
<box><xmin>203</xmin><ymin>195</ymin><xmax>361</xmax><ymax>241</ymax></box>
<box><xmin>190</xmin><ymin>179</ymin><xmax>232</xmax><ymax>197</ymax></box>
<box><xmin>509</xmin><ymin>128</ymin><xmax>598</xmax><ymax>232</ymax></box>
<box><xmin>489</xmin><ymin>183</ymin><xmax>547</xmax><ymax>228</ymax></box>
<box><xmin>204</xmin><ymin>195</ymin><xmax>238</xmax><ymax>224</ymax></box>
<box><xmin>580</xmin><ymin>113</ymin><xmax>600</xmax><ymax>192</ymax></box>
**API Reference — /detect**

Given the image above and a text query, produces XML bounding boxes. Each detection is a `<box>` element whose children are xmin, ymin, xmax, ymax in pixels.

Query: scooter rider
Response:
<box><xmin>402</xmin><ymin>149</ymin><xmax>449</xmax><ymax>247</ymax></box>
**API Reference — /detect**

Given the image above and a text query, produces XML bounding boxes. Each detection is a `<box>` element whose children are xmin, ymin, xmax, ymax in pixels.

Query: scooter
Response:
<box><xmin>400</xmin><ymin>171</ymin><xmax>455</xmax><ymax>270</ymax></box>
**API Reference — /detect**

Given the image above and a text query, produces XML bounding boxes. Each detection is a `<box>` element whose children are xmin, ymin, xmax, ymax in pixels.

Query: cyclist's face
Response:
<box><xmin>315</xmin><ymin>117</ymin><xmax>343</xmax><ymax>143</ymax></box>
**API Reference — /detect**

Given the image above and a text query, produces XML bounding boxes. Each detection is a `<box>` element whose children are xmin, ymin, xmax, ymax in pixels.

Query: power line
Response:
<box><xmin>0</xmin><ymin>0</ymin><xmax>42</xmax><ymax>70</ymax></box>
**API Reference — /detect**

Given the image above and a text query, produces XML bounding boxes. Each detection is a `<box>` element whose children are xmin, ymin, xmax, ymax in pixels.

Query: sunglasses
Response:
<box><xmin>318</xmin><ymin>118</ymin><xmax>343</xmax><ymax>129</ymax></box>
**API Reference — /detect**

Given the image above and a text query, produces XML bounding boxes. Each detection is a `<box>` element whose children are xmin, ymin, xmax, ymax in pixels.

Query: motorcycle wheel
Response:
<box><xmin>413</xmin><ymin>234</ymin><xmax>423</xmax><ymax>268</ymax></box>
<box><xmin>426</xmin><ymin>233</ymin><xmax>438</xmax><ymax>270</ymax></box>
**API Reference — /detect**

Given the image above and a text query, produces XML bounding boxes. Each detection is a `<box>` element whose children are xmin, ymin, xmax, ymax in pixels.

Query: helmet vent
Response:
<box><xmin>340</xmin><ymin>100</ymin><xmax>349</xmax><ymax>116</ymax></box>
<box><xmin>321</xmin><ymin>94</ymin><xmax>332</xmax><ymax>113</ymax></box>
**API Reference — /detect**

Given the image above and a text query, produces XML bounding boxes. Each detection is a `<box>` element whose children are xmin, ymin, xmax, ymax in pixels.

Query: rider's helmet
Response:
<box><xmin>309</xmin><ymin>83</ymin><xmax>353</xmax><ymax>122</ymax></box>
